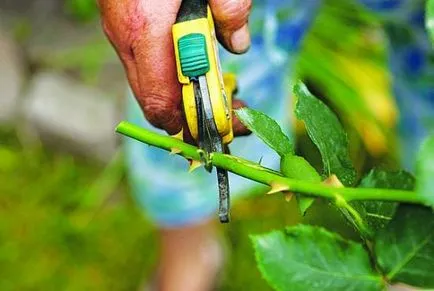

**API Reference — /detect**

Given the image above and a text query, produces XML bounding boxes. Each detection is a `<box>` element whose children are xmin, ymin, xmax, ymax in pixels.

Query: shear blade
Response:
<box><xmin>193</xmin><ymin>76</ymin><xmax>230</xmax><ymax>223</ymax></box>
<box><xmin>217</xmin><ymin>168</ymin><xmax>230</xmax><ymax>223</ymax></box>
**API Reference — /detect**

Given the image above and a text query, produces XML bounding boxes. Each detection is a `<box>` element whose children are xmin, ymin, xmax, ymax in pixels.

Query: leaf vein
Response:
<box><xmin>387</xmin><ymin>232</ymin><xmax>434</xmax><ymax>280</ymax></box>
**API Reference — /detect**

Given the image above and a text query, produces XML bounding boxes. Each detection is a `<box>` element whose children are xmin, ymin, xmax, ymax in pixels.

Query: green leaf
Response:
<box><xmin>375</xmin><ymin>204</ymin><xmax>434</xmax><ymax>288</ymax></box>
<box><xmin>280</xmin><ymin>155</ymin><xmax>321</xmax><ymax>214</ymax></box>
<box><xmin>235</xmin><ymin>108</ymin><xmax>293</xmax><ymax>157</ymax></box>
<box><xmin>427</xmin><ymin>0</ymin><xmax>434</xmax><ymax>44</ymax></box>
<box><xmin>416</xmin><ymin>135</ymin><xmax>434</xmax><ymax>208</ymax></box>
<box><xmin>251</xmin><ymin>225</ymin><xmax>384</xmax><ymax>291</ymax></box>
<box><xmin>353</xmin><ymin>169</ymin><xmax>415</xmax><ymax>234</ymax></box>
<box><xmin>293</xmin><ymin>81</ymin><xmax>356</xmax><ymax>186</ymax></box>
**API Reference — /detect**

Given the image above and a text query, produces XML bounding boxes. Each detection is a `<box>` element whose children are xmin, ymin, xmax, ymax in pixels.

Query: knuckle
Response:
<box><xmin>102</xmin><ymin>19</ymin><xmax>135</xmax><ymax>60</ymax></box>
<box><xmin>219</xmin><ymin>0</ymin><xmax>251</xmax><ymax>21</ymax></box>
<box><xmin>101</xmin><ymin>1</ymin><xmax>149</xmax><ymax>48</ymax></box>
<box><xmin>142</xmin><ymin>94</ymin><xmax>181</xmax><ymax>133</ymax></box>
<box><xmin>101</xmin><ymin>20</ymin><xmax>114</xmax><ymax>40</ymax></box>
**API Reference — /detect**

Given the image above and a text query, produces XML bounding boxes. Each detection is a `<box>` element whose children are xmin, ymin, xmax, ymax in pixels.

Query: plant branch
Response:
<box><xmin>116</xmin><ymin>121</ymin><xmax>424</xmax><ymax>205</ymax></box>
<box><xmin>335</xmin><ymin>195</ymin><xmax>372</xmax><ymax>239</ymax></box>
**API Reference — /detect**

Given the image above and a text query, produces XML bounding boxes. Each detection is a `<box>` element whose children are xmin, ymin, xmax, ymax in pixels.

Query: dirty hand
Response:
<box><xmin>98</xmin><ymin>0</ymin><xmax>252</xmax><ymax>136</ymax></box>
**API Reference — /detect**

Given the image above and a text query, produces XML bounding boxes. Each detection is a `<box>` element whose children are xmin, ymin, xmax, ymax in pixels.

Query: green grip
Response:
<box><xmin>178</xmin><ymin>33</ymin><xmax>210</xmax><ymax>77</ymax></box>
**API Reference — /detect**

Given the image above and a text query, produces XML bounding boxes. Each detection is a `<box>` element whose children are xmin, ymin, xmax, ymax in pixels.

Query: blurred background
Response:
<box><xmin>0</xmin><ymin>1</ymin><xmax>300</xmax><ymax>289</ymax></box>
<box><xmin>0</xmin><ymin>0</ymin><xmax>430</xmax><ymax>290</ymax></box>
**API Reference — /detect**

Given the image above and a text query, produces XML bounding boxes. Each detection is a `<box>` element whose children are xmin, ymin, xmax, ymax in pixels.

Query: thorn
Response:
<box><xmin>258</xmin><ymin>156</ymin><xmax>263</xmax><ymax>165</ymax></box>
<box><xmin>188</xmin><ymin>160</ymin><xmax>202</xmax><ymax>173</ymax></box>
<box><xmin>267</xmin><ymin>182</ymin><xmax>290</xmax><ymax>195</ymax></box>
<box><xmin>169</xmin><ymin>147</ymin><xmax>182</xmax><ymax>155</ymax></box>
<box><xmin>323</xmin><ymin>174</ymin><xmax>344</xmax><ymax>188</ymax></box>
<box><xmin>285</xmin><ymin>192</ymin><xmax>294</xmax><ymax>202</ymax></box>
<box><xmin>171</xmin><ymin>129</ymin><xmax>184</xmax><ymax>141</ymax></box>
<box><xmin>197</xmin><ymin>149</ymin><xmax>206</xmax><ymax>160</ymax></box>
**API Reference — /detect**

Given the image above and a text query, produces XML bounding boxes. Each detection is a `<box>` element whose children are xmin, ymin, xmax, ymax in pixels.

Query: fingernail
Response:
<box><xmin>231</xmin><ymin>24</ymin><xmax>250</xmax><ymax>53</ymax></box>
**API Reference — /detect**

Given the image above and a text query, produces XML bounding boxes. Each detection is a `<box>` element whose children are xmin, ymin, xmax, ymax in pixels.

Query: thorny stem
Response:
<box><xmin>116</xmin><ymin>121</ymin><xmax>424</xmax><ymax>205</ymax></box>
<box><xmin>335</xmin><ymin>195</ymin><xmax>372</xmax><ymax>239</ymax></box>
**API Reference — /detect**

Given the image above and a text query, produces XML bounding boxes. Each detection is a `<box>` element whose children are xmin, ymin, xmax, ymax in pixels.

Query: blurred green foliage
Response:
<box><xmin>428</xmin><ymin>0</ymin><xmax>434</xmax><ymax>44</ymax></box>
<box><xmin>12</xmin><ymin>18</ymin><xmax>32</xmax><ymax>44</ymax></box>
<box><xmin>43</xmin><ymin>39</ymin><xmax>115</xmax><ymax>84</ymax></box>
<box><xmin>0</xmin><ymin>131</ymin><xmax>305</xmax><ymax>290</ymax></box>
<box><xmin>0</xmin><ymin>133</ymin><xmax>156</xmax><ymax>290</ymax></box>
<box><xmin>46</xmin><ymin>0</ymin><xmax>114</xmax><ymax>84</ymax></box>
<box><xmin>297</xmin><ymin>0</ymin><xmax>399</xmax><ymax>167</ymax></box>
<box><xmin>64</xmin><ymin>0</ymin><xmax>99</xmax><ymax>23</ymax></box>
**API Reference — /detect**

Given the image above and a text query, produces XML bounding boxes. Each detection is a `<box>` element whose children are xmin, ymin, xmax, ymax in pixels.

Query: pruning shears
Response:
<box><xmin>172</xmin><ymin>0</ymin><xmax>236</xmax><ymax>223</ymax></box>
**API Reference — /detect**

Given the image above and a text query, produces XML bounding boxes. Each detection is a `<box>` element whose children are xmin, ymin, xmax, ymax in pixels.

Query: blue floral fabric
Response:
<box><xmin>358</xmin><ymin>0</ymin><xmax>433</xmax><ymax>166</ymax></box>
<box><xmin>380</xmin><ymin>2</ymin><xmax>434</xmax><ymax>167</ymax></box>
<box><xmin>125</xmin><ymin>0</ymin><xmax>432</xmax><ymax>227</ymax></box>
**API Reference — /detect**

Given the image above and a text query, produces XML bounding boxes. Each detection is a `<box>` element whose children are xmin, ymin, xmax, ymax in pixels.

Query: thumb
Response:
<box><xmin>209</xmin><ymin>0</ymin><xmax>252</xmax><ymax>54</ymax></box>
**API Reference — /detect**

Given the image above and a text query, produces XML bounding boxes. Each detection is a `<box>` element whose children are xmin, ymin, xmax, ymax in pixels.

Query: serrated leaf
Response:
<box><xmin>251</xmin><ymin>225</ymin><xmax>384</xmax><ymax>291</ymax></box>
<box><xmin>416</xmin><ymin>135</ymin><xmax>434</xmax><ymax>208</ymax></box>
<box><xmin>280</xmin><ymin>154</ymin><xmax>321</xmax><ymax>215</ymax></box>
<box><xmin>235</xmin><ymin>108</ymin><xmax>294</xmax><ymax>157</ymax></box>
<box><xmin>293</xmin><ymin>81</ymin><xmax>356</xmax><ymax>186</ymax></box>
<box><xmin>374</xmin><ymin>204</ymin><xmax>434</xmax><ymax>288</ymax></box>
<box><xmin>359</xmin><ymin>169</ymin><xmax>414</xmax><ymax>190</ymax></box>
<box><xmin>427</xmin><ymin>0</ymin><xmax>434</xmax><ymax>44</ymax></box>
<box><xmin>352</xmin><ymin>169</ymin><xmax>415</xmax><ymax>235</ymax></box>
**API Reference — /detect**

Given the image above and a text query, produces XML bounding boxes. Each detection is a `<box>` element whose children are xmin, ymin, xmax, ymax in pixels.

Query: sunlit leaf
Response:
<box><xmin>280</xmin><ymin>154</ymin><xmax>321</xmax><ymax>214</ymax></box>
<box><xmin>416</xmin><ymin>135</ymin><xmax>434</xmax><ymax>208</ymax></box>
<box><xmin>375</xmin><ymin>204</ymin><xmax>434</xmax><ymax>288</ymax></box>
<box><xmin>235</xmin><ymin>108</ymin><xmax>293</xmax><ymax>157</ymax></box>
<box><xmin>427</xmin><ymin>0</ymin><xmax>434</xmax><ymax>44</ymax></box>
<box><xmin>293</xmin><ymin>81</ymin><xmax>356</xmax><ymax>186</ymax></box>
<box><xmin>235</xmin><ymin>107</ymin><xmax>317</xmax><ymax>214</ymax></box>
<box><xmin>296</xmin><ymin>2</ymin><xmax>397</xmax><ymax>158</ymax></box>
<box><xmin>252</xmin><ymin>225</ymin><xmax>384</xmax><ymax>291</ymax></box>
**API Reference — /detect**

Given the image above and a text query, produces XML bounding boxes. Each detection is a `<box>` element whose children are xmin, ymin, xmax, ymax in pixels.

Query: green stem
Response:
<box><xmin>335</xmin><ymin>195</ymin><xmax>372</xmax><ymax>239</ymax></box>
<box><xmin>116</xmin><ymin>121</ymin><xmax>423</xmax><ymax>205</ymax></box>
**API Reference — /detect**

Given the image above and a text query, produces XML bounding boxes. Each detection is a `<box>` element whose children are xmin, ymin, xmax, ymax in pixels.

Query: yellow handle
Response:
<box><xmin>172</xmin><ymin>6</ymin><xmax>234</xmax><ymax>145</ymax></box>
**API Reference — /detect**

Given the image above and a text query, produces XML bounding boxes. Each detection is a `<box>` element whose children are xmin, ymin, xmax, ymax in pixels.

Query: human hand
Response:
<box><xmin>98</xmin><ymin>0</ymin><xmax>252</xmax><ymax>136</ymax></box>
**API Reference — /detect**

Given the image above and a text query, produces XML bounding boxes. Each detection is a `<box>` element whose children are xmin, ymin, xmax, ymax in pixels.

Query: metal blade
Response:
<box><xmin>198</xmin><ymin>76</ymin><xmax>223</xmax><ymax>153</ymax></box>
<box><xmin>217</xmin><ymin>168</ymin><xmax>230</xmax><ymax>223</ymax></box>
<box><xmin>193</xmin><ymin>75</ymin><xmax>231</xmax><ymax>223</ymax></box>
